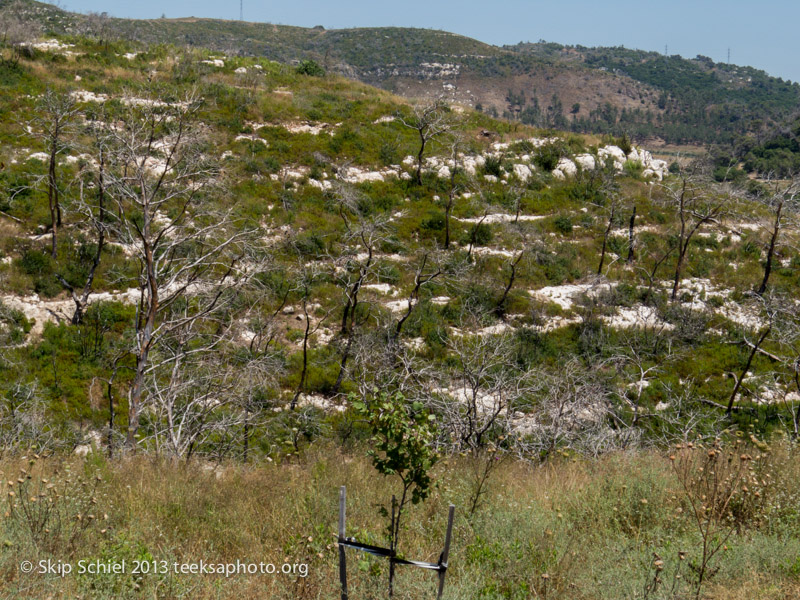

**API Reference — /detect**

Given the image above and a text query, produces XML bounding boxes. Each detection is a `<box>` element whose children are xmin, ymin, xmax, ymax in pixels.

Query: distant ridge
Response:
<box><xmin>6</xmin><ymin>0</ymin><xmax>800</xmax><ymax>147</ymax></box>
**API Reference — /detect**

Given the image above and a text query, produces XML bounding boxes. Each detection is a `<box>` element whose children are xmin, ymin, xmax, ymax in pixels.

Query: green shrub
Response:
<box><xmin>483</xmin><ymin>156</ymin><xmax>503</xmax><ymax>177</ymax></box>
<box><xmin>420</xmin><ymin>212</ymin><xmax>446</xmax><ymax>232</ymax></box>
<box><xmin>533</xmin><ymin>140</ymin><xmax>568</xmax><ymax>171</ymax></box>
<box><xmin>554</xmin><ymin>215</ymin><xmax>573</xmax><ymax>234</ymax></box>
<box><xmin>379</xmin><ymin>141</ymin><xmax>399</xmax><ymax>166</ymax></box>
<box><xmin>18</xmin><ymin>249</ymin><xmax>52</xmax><ymax>277</ymax></box>
<box><xmin>294</xmin><ymin>233</ymin><xmax>326</xmax><ymax>257</ymax></box>
<box><xmin>16</xmin><ymin>248</ymin><xmax>60</xmax><ymax>297</ymax></box>
<box><xmin>465</xmin><ymin>223</ymin><xmax>493</xmax><ymax>246</ymax></box>
<box><xmin>622</xmin><ymin>159</ymin><xmax>644</xmax><ymax>179</ymax></box>
<box><xmin>0</xmin><ymin>302</ymin><xmax>32</xmax><ymax>344</ymax></box>
<box><xmin>616</xmin><ymin>133</ymin><xmax>633</xmax><ymax>155</ymax></box>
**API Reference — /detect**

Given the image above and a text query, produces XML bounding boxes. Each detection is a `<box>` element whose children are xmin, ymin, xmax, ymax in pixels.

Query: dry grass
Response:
<box><xmin>0</xmin><ymin>443</ymin><xmax>797</xmax><ymax>599</ymax></box>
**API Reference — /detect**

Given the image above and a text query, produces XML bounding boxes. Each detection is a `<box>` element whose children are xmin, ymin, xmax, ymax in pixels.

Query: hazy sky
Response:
<box><xmin>55</xmin><ymin>0</ymin><xmax>800</xmax><ymax>83</ymax></box>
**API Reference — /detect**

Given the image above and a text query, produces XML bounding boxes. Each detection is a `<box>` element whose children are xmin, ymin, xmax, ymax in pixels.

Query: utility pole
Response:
<box><xmin>240</xmin><ymin>0</ymin><xmax>243</xmax><ymax>21</ymax></box>
<box><xmin>727</xmin><ymin>47</ymin><xmax>730</xmax><ymax>64</ymax></box>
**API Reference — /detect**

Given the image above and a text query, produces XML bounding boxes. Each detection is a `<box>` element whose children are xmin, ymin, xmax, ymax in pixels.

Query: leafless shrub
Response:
<box><xmin>0</xmin><ymin>0</ymin><xmax>41</xmax><ymax>65</ymax></box>
<box><xmin>0</xmin><ymin>383</ymin><xmax>70</xmax><ymax>456</ymax></box>
<box><xmin>670</xmin><ymin>440</ymin><xmax>753</xmax><ymax>598</ymax></box>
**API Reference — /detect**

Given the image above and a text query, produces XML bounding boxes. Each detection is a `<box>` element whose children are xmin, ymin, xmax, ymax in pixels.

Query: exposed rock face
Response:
<box><xmin>629</xmin><ymin>148</ymin><xmax>669</xmax><ymax>181</ymax></box>
<box><xmin>70</xmin><ymin>90</ymin><xmax>108</xmax><ymax>103</ymax></box>
<box><xmin>598</xmin><ymin>145</ymin><xmax>627</xmax><ymax>170</ymax></box>
<box><xmin>556</xmin><ymin>157</ymin><xmax>577</xmax><ymax>177</ymax></box>
<box><xmin>574</xmin><ymin>154</ymin><xmax>596</xmax><ymax>171</ymax></box>
<box><xmin>513</xmin><ymin>163</ymin><xmax>533</xmax><ymax>181</ymax></box>
<box><xmin>1</xmin><ymin>288</ymin><xmax>140</xmax><ymax>338</ymax></box>
<box><xmin>549</xmin><ymin>145</ymin><xmax>670</xmax><ymax>180</ymax></box>
<box><xmin>398</xmin><ymin>137</ymin><xmax>666</xmax><ymax>183</ymax></box>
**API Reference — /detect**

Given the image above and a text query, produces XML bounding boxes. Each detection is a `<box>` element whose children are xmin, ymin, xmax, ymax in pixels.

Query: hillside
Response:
<box><xmin>735</xmin><ymin>116</ymin><xmax>800</xmax><ymax>176</ymax></box>
<box><xmin>1</xmin><ymin>5</ymin><xmax>799</xmax><ymax>494</ymax></box>
<box><xmin>1</xmin><ymin>11</ymin><xmax>800</xmax><ymax>600</ymax></box>
<box><xmin>4</xmin><ymin>0</ymin><xmax>800</xmax><ymax>148</ymax></box>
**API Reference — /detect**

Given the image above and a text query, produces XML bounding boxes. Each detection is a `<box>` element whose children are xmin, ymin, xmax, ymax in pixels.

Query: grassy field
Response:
<box><xmin>1</xmin><ymin>440</ymin><xmax>798</xmax><ymax>599</ymax></box>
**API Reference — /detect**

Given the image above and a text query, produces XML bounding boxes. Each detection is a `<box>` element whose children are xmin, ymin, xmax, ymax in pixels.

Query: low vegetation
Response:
<box><xmin>1</xmin><ymin>439</ymin><xmax>798</xmax><ymax>599</ymax></box>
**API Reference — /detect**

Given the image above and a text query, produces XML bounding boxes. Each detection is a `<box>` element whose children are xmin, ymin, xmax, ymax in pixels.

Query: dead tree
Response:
<box><xmin>425</xmin><ymin>325</ymin><xmax>536</xmax><ymax>512</ymax></box>
<box><xmin>432</xmin><ymin>324</ymin><xmax>535</xmax><ymax>452</ymax></box>
<box><xmin>0</xmin><ymin>0</ymin><xmax>40</xmax><ymax>67</ymax></box>
<box><xmin>608</xmin><ymin>328</ymin><xmax>679</xmax><ymax>428</ymax></box>
<box><xmin>144</xmin><ymin>324</ymin><xmax>237</xmax><ymax>459</ymax></box>
<box><xmin>290</xmin><ymin>265</ymin><xmax>331</xmax><ymax>410</ymax></box>
<box><xmin>662</xmin><ymin>174</ymin><xmax>726</xmax><ymax>301</ymax></box>
<box><xmin>393</xmin><ymin>252</ymin><xmax>443</xmax><ymax>341</ymax></box>
<box><xmin>753</xmin><ymin>176</ymin><xmax>799</xmax><ymax>295</ymax></box>
<box><xmin>714</xmin><ymin>293</ymin><xmax>781</xmax><ymax>416</ymax></box>
<box><xmin>57</xmin><ymin>121</ymin><xmax>109</xmax><ymax>324</ymax></box>
<box><xmin>494</xmin><ymin>251</ymin><xmax>524</xmax><ymax>318</ymax></box>
<box><xmin>636</xmin><ymin>240</ymin><xmax>677</xmax><ymax>303</ymax></box>
<box><xmin>589</xmin><ymin>171</ymin><xmax>622</xmax><ymax>275</ymax></box>
<box><xmin>29</xmin><ymin>90</ymin><xmax>78</xmax><ymax>257</ymax></box>
<box><xmin>465</xmin><ymin>210</ymin><xmax>489</xmax><ymax>262</ymax></box>
<box><xmin>82</xmin><ymin>11</ymin><xmax>112</xmax><ymax>50</ymax></box>
<box><xmin>330</xmin><ymin>216</ymin><xmax>390</xmax><ymax>396</ymax></box>
<box><xmin>397</xmin><ymin>98</ymin><xmax>452</xmax><ymax>186</ymax></box>
<box><xmin>102</xmin><ymin>89</ymin><xmax>254</xmax><ymax>451</ymax></box>
<box><xmin>520</xmin><ymin>360</ymin><xmax>617</xmax><ymax>458</ymax></box>
<box><xmin>627</xmin><ymin>205</ymin><xmax>637</xmax><ymax>263</ymax></box>
<box><xmin>442</xmin><ymin>137</ymin><xmax>467</xmax><ymax>249</ymax></box>
<box><xmin>597</xmin><ymin>197</ymin><xmax>618</xmax><ymax>275</ymax></box>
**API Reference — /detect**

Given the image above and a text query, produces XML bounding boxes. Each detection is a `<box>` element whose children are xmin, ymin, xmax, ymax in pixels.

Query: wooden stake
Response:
<box><xmin>389</xmin><ymin>495</ymin><xmax>396</xmax><ymax>598</ymax></box>
<box><xmin>437</xmin><ymin>504</ymin><xmax>455</xmax><ymax>600</ymax></box>
<box><xmin>338</xmin><ymin>486</ymin><xmax>348</xmax><ymax>600</ymax></box>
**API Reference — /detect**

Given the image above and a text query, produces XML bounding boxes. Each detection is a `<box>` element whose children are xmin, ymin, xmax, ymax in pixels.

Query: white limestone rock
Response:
<box><xmin>574</xmin><ymin>154</ymin><xmax>596</xmax><ymax>171</ymax></box>
<box><xmin>513</xmin><ymin>163</ymin><xmax>532</xmax><ymax>181</ymax></box>
<box><xmin>555</xmin><ymin>158</ymin><xmax>577</xmax><ymax>177</ymax></box>
<box><xmin>598</xmin><ymin>145</ymin><xmax>627</xmax><ymax>171</ymax></box>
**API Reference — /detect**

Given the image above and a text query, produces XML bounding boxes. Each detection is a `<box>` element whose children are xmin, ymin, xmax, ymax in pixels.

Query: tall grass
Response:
<box><xmin>0</xmin><ymin>442</ymin><xmax>798</xmax><ymax>598</ymax></box>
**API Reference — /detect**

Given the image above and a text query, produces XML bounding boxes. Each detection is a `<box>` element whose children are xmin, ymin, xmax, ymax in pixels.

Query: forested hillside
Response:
<box><xmin>510</xmin><ymin>42</ymin><xmax>800</xmax><ymax>145</ymax></box>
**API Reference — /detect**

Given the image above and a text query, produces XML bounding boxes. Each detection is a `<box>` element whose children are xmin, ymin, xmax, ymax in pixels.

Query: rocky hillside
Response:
<box><xmin>4</xmin><ymin>0</ymin><xmax>799</xmax><ymax>149</ymax></box>
<box><xmin>1</xmin><ymin>28</ymin><xmax>799</xmax><ymax>461</ymax></box>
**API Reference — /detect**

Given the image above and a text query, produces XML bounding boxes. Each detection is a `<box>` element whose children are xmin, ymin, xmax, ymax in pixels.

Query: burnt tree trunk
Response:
<box><xmin>627</xmin><ymin>206</ymin><xmax>637</xmax><ymax>263</ymax></box>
